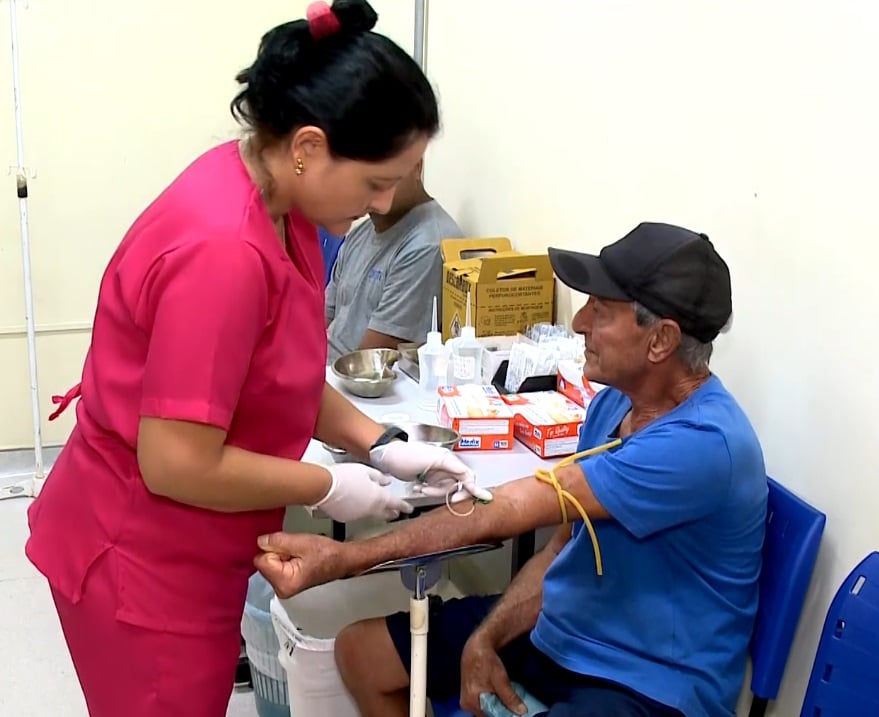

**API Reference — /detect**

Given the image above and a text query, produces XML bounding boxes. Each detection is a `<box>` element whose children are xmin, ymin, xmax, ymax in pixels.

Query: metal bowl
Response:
<box><xmin>320</xmin><ymin>442</ymin><xmax>364</xmax><ymax>464</ymax></box>
<box><xmin>332</xmin><ymin>349</ymin><xmax>400</xmax><ymax>398</ymax></box>
<box><xmin>320</xmin><ymin>422</ymin><xmax>460</xmax><ymax>463</ymax></box>
<box><xmin>390</xmin><ymin>422</ymin><xmax>459</xmax><ymax>450</ymax></box>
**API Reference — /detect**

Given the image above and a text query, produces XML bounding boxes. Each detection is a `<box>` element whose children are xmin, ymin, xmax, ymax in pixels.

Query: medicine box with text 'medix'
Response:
<box><xmin>436</xmin><ymin>384</ymin><xmax>515</xmax><ymax>451</ymax></box>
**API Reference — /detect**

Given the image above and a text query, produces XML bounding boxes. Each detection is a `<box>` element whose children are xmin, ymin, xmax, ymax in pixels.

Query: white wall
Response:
<box><xmin>423</xmin><ymin>1</ymin><xmax>879</xmax><ymax>715</ymax></box>
<box><xmin>4</xmin><ymin>1</ymin><xmax>878</xmax><ymax>713</ymax></box>
<box><xmin>0</xmin><ymin>0</ymin><xmax>413</xmax><ymax>449</ymax></box>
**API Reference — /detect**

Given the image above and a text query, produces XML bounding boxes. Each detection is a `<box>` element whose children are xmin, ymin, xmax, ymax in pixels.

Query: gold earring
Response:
<box><xmin>295</xmin><ymin>157</ymin><xmax>305</xmax><ymax>176</ymax></box>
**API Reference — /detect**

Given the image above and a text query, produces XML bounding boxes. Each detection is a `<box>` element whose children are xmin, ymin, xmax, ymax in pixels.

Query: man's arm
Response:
<box><xmin>358</xmin><ymin>328</ymin><xmax>407</xmax><ymax>351</ymax></box>
<box><xmin>255</xmin><ymin>464</ymin><xmax>608</xmax><ymax>597</ymax></box>
<box><xmin>457</xmin><ymin>525</ymin><xmax>572</xmax><ymax>715</ymax></box>
<box><xmin>343</xmin><ymin>465</ymin><xmax>606</xmax><ymax>575</ymax></box>
<box><xmin>474</xmin><ymin>525</ymin><xmax>572</xmax><ymax>648</ymax></box>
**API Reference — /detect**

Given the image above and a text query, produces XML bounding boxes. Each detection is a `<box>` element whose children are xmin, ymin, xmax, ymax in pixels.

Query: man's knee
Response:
<box><xmin>334</xmin><ymin>620</ymin><xmax>370</xmax><ymax>685</ymax></box>
<box><xmin>334</xmin><ymin>618</ymin><xmax>406</xmax><ymax>693</ymax></box>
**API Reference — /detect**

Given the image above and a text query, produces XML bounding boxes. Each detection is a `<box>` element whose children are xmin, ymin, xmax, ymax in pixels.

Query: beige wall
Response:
<box><xmin>423</xmin><ymin>2</ymin><xmax>879</xmax><ymax>715</ymax></box>
<box><xmin>0</xmin><ymin>0</ymin><xmax>413</xmax><ymax>449</ymax></box>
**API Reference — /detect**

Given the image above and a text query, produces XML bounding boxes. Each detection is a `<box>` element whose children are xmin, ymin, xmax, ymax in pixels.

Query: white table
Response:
<box><xmin>309</xmin><ymin>368</ymin><xmax>556</xmax><ymax>572</ymax></box>
<box><xmin>304</xmin><ymin>367</ymin><xmax>554</xmax><ymax>509</ymax></box>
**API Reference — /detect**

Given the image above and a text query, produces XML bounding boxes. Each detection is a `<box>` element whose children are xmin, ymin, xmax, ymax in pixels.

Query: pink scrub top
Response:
<box><xmin>26</xmin><ymin>141</ymin><xmax>327</xmax><ymax>635</ymax></box>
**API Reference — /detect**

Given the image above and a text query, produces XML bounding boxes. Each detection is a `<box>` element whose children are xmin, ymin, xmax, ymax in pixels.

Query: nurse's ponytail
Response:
<box><xmin>231</xmin><ymin>0</ymin><xmax>438</xmax><ymax>162</ymax></box>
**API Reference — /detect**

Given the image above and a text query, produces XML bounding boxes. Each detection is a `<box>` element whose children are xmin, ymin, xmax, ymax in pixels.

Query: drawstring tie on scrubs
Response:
<box><xmin>48</xmin><ymin>383</ymin><xmax>82</xmax><ymax>421</ymax></box>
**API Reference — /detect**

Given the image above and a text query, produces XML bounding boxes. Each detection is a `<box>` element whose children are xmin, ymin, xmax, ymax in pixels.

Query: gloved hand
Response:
<box><xmin>308</xmin><ymin>463</ymin><xmax>414</xmax><ymax>523</ymax></box>
<box><xmin>369</xmin><ymin>441</ymin><xmax>493</xmax><ymax>503</ymax></box>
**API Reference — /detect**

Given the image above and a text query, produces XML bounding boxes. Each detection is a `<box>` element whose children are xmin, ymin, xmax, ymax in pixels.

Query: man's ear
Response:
<box><xmin>647</xmin><ymin>320</ymin><xmax>682</xmax><ymax>363</ymax></box>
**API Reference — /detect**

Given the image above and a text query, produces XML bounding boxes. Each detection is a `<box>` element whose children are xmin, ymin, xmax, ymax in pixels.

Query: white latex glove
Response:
<box><xmin>307</xmin><ymin>464</ymin><xmax>414</xmax><ymax>523</ymax></box>
<box><xmin>369</xmin><ymin>441</ymin><xmax>493</xmax><ymax>503</ymax></box>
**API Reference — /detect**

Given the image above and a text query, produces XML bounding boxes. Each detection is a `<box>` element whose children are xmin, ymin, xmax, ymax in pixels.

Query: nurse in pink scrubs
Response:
<box><xmin>24</xmin><ymin>2</ymin><xmax>486</xmax><ymax>715</ymax></box>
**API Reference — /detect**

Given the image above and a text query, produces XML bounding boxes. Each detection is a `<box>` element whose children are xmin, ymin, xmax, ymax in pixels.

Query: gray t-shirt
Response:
<box><xmin>326</xmin><ymin>199</ymin><xmax>462</xmax><ymax>363</ymax></box>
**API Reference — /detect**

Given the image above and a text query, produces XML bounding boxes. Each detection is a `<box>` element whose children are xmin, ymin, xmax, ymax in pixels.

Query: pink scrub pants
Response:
<box><xmin>50</xmin><ymin>550</ymin><xmax>240</xmax><ymax>717</ymax></box>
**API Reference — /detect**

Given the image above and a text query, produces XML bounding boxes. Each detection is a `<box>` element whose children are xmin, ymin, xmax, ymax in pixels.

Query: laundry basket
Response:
<box><xmin>242</xmin><ymin>573</ymin><xmax>289</xmax><ymax>717</ymax></box>
<box><xmin>270</xmin><ymin>571</ymin><xmax>418</xmax><ymax>717</ymax></box>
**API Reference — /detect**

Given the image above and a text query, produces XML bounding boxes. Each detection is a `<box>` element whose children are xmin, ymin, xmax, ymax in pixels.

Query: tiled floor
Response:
<box><xmin>0</xmin><ymin>497</ymin><xmax>259</xmax><ymax>717</ymax></box>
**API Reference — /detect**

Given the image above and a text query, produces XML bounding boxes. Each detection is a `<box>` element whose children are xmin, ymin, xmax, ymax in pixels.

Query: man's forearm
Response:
<box><xmin>359</xmin><ymin>328</ymin><xmax>407</xmax><ymax>351</ymax></box>
<box><xmin>342</xmin><ymin>477</ymin><xmax>570</xmax><ymax>575</ymax></box>
<box><xmin>477</xmin><ymin>525</ymin><xmax>571</xmax><ymax>647</ymax></box>
<box><xmin>476</xmin><ymin>546</ymin><xmax>556</xmax><ymax>648</ymax></box>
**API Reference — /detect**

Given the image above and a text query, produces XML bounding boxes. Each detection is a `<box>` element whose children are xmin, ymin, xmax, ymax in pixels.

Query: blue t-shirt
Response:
<box><xmin>531</xmin><ymin>375</ymin><xmax>767</xmax><ymax>717</ymax></box>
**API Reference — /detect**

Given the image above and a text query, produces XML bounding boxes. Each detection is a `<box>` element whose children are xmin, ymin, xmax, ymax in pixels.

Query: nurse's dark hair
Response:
<box><xmin>231</xmin><ymin>0</ymin><xmax>439</xmax><ymax>162</ymax></box>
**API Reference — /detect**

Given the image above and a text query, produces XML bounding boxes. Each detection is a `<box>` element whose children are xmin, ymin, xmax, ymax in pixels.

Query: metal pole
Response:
<box><xmin>8</xmin><ymin>0</ymin><xmax>45</xmax><ymax>492</ymax></box>
<box><xmin>413</xmin><ymin>0</ymin><xmax>428</xmax><ymax>72</ymax></box>
<box><xmin>409</xmin><ymin>565</ymin><xmax>429</xmax><ymax>717</ymax></box>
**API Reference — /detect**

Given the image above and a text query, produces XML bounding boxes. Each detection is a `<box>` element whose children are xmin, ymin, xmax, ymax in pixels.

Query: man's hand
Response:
<box><xmin>254</xmin><ymin>532</ymin><xmax>350</xmax><ymax>599</ymax></box>
<box><xmin>459</xmin><ymin>632</ymin><xmax>527</xmax><ymax>717</ymax></box>
<box><xmin>369</xmin><ymin>441</ymin><xmax>493</xmax><ymax>502</ymax></box>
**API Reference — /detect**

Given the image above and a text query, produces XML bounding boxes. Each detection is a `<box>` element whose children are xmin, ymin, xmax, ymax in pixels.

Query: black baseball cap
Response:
<box><xmin>548</xmin><ymin>222</ymin><xmax>732</xmax><ymax>342</ymax></box>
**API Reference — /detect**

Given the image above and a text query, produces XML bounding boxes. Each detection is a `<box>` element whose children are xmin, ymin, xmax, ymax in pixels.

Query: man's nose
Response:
<box><xmin>572</xmin><ymin>300</ymin><xmax>594</xmax><ymax>333</ymax></box>
<box><xmin>368</xmin><ymin>188</ymin><xmax>396</xmax><ymax>215</ymax></box>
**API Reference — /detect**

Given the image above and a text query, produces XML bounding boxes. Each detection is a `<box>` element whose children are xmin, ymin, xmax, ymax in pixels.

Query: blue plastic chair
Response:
<box><xmin>799</xmin><ymin>551</ymin><xmax>879</xmax><ymax>716</ymax></box>
<box><xmin>319</xmin><ymin>227</ymin><xmax>344</xmax><ymax>286</ymax></box>
<box><xmin>747</xmin><ymin>477</ymin><xmax>826</xmax><ymax>716</ymax></box>
<box><xmin>434</xmin><ymin>477</ymin><xmax>826</xmax><ymax>717</ymax></box>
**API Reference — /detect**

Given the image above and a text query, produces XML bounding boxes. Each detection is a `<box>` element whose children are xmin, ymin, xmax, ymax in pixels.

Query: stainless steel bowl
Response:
<box><xmin>320</xmin><ymin>422</ymin><xmax>460</xmax><ymax>462</ymax></box>
<box><xmin>331</xmin><ymin>349</ymin><xmax>400</xmax><ymax>398</ymax></box>
<box><xmin>320</xmin><ymin>442</ymin><xmax>364</xmax><ymax>464</ymax></box>
<box><xmin>389</xmin><ymin>422</ymin><xmax>459</xmax><ymax>450</ymax></box>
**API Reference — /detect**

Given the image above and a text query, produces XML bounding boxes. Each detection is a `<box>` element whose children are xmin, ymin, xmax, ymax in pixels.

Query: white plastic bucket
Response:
<box><xmin>270</xmin><ymin>571</ymin><xmax>414</xmax><ymax>717</ymax></box>
<box><xmin>242</xmin><ymin>573</ymin><xmax>289</xmax><ymax>717</ymax></box>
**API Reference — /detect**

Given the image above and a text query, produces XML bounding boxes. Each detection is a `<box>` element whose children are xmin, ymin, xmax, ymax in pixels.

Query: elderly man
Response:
<box><xmin>258</xmin><ymin>222</ymin><xmax>768</xmax><ymax>717</ymax></box>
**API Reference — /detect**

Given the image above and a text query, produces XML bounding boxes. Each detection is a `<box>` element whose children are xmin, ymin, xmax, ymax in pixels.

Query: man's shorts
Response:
<box><xmin>385</xmin><ymin>595</ymin><xmax>685</xmax><ymax>717</ymax></box>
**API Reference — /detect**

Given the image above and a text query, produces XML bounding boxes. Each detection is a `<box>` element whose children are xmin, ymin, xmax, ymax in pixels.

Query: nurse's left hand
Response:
<box><xmin>369</xmin><ymin>441</ymin><xmax>493</xmax><ymax>503</ymax></box>
<box><xmin>254</xmin><ymin>532</ymin><xmax>347</xmax><ymax>599</ymax></box>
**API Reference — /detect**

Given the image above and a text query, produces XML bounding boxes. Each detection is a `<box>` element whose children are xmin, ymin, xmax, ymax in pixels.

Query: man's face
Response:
<box><xmin>571</xmin><ymin>296</ymin><xmax>653</xmax><ymax>388</ymax></box>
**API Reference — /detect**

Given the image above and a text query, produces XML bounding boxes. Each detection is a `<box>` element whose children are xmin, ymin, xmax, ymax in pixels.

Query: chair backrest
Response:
<box><xmin>800</xmin><ymin>551</ymin><xmax>879</xmax><ymax>716</ymax></box>
<box><xmin>750</xmin><ymin>477</ymin><xmax>826</xmax><ymax>700</ymax></box>
<box><xmin>319</xmin><ymin>228</ymin><xmax>344</xmax><ymax>286</ymax></box>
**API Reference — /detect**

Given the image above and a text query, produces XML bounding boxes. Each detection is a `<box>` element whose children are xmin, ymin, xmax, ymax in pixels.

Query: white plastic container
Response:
<box><xmin>270</xmin><ymin>572</ymin><xmax>413</xmax><ymax>717</ymax></box>
<box><xmin>241</xmin><ymin>573</ymin><xmax>289</xmax><ymax>717</ymax></box>
<box><xmin>448</xmin><ymin>291</ymin><xmax>484</xmax><ymax>385</ymax></box>
<box><xmin>418</xmin><ymin>296</ymin><xmax>449</xmax><ymax>395</ymax></box>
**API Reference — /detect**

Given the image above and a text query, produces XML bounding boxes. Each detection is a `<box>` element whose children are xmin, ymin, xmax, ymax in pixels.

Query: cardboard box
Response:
<box><xmin>436</xmin><ymin>384</ymin><xmax>515</xmax><ymax>451</ymax></box>
<box><xmin>557</xmin><ymin>359</ymin><xmax>606</xmax><ymax>409</ymax></box>
<box><xmin>441</xmin><ymin>238</ymin><xmax>555</xmax><ymax>342</ymax></box>
<box><xmin>501</xmin><ymin>391</ymin><xmax>586</xmax><ymax>458</ymax></box>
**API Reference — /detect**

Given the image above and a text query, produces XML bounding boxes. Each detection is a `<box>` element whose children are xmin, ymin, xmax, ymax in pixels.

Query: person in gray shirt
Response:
<box><xmin>325</xmin><ymin>162</ymin><xmax>463</xmax><ymax>362</ymax></box>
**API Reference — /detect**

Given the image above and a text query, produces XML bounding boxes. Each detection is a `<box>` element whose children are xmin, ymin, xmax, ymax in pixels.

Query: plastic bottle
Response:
<box><xmin>448</xmin><ymin>291</ymin><xmax>484</xmax><ymax>385</ymax></box>
<box><xmin>417</xmin><ymin>296</ymin><xmax>449</xmax><ymax>394</ymax></box>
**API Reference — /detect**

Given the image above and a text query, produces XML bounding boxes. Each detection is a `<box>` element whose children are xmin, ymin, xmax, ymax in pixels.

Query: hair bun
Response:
<box><xmin>331</xmin><ymin>0</ymin><xmax>378</xmax><ymax>35</ymax></box>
